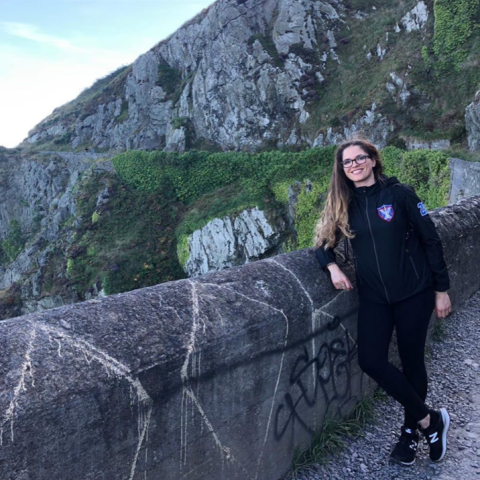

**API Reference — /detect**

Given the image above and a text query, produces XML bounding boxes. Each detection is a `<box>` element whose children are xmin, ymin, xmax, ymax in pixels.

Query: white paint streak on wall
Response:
<box><xmin>0</xmin><ymin>323</ymin><xmax>37</xmax><ymax>445</ymax></box>
<box><xmin>180</xmin><ymin>281</ymin><xmax>201</xmax><ymax>467</ymax></box>
<box><xmin>201</xmin><ymin>282</ymin><xmax>289</xmax><ymax>480</ymax></box>
<box><xmin>179</xmin><ymin>281</ymin><xmax>249</xmax><ymax>476</ymax></box>
<box><xmin>129</xmin><ymin>405</ymin><xmax>152</xmax><ymax>480</ymax></box>
<box><xmin>268</xmin><ymin>258</ymin><xmax>319</xmax><ymax>425</ymax></box>
<box><xmin>312</xmin><ymin>291</ymin><xmax>356</xmax><ymax>345</ymax></box>
<box><xmin>33</xmin><ymin>322</ymin><xmax>153</xmax><ymax>480</ymax></box>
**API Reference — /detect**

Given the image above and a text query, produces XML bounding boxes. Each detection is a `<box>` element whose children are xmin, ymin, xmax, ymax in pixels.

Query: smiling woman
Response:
<box><xmin>0</xmin><ymin>0</ymin><xmax>214</xmax><ymax>147</ymax></box>
<box><xmin>314</xmin><ymin>138</ymin><xmax>452</xmax><ymax>467</ymax></box>
<box><xmin>340</xmin><ymin>146</ymin><xmax>377</xmax><ymax>188</ymax></box>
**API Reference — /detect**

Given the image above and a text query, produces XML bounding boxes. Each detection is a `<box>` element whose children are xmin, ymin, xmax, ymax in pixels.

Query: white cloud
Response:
<box><xmin>1</xmin><ymin>22</ymin><xmax>87</xmax><ymax>53</ymax></box>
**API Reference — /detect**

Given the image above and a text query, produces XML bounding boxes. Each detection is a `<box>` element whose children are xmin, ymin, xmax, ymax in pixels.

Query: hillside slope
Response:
<box><xmin>22</xmin><ymin>0</ymin><xmax>480</xmax><ymax>153</ymax></box>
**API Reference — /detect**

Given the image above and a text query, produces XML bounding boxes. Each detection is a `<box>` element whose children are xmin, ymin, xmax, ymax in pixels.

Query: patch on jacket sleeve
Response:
<box><xmin>377</xmin><ymin>204</ymin><xmax>394</xmax><ymax>222</ymax></box>
<box><xmin>417</xmin><ymin>202</ymin><xmax>428</xmax><ymax>216</ymax></box>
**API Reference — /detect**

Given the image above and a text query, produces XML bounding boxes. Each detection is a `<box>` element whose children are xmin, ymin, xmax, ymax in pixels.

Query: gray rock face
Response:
<box><xmin>466</xmin><ymin>91</ymin><xmax>480</xmax><ymax>151</ymax></box>
<box><xmin>386</xmin><ymin>72</ymin><xmax>411</xmax><ymax>107</ymax></box>
<box><xmin>185</xmin><ymin>207</ymin><xmax>284</xmax><ymax>277</ymax></box>
<box><xmin>26</xmin><ymin>0</ymin><xmax>348</xmax><ymax>151</ymax></box>
<box><xmin>0</xmin><ymin>151</ymin><xmax>111</xmax><ymax>314</ymax></box>
<box><xmin>400</xmin><ymin>0</ymin><xmax>428</xmax><ymax>32</ymax></box>
<box><xmin>313</xmin><ymin>103</ymin><xmax>392</xmax><ymax>149</ymax></box>
<box><xmin>449</xmin><ymin>157</ymin><xmax>480</xmax><ymax>204</ymax></box>
<box><xmin>405</xmin><ymin>138</ymin><xmax>451</xmax><ymax>150</ymax></box>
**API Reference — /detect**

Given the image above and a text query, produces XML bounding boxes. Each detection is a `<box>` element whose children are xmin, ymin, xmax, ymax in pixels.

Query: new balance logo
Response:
<box><xmin>410</xmin><ymin>440</ymin><xmax>418</xmax><ymax>450</ymax></box>
<box><xmin>429</xmin><ymin>432</ymin><xmax>439</xmax><ymax>443</ymax></box>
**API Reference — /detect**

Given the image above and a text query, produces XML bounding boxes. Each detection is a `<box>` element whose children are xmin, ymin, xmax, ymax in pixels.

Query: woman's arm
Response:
<box><xmin>314</xmin><ymin>239</ymin><xmax>354</xmax><ymax>290</ymax></box>
<box><xmin>397</xmin><ymin>184</ymin><xmax>452</xmax><ymax>317</ymax></box>
<box><xmin>327</xmin><ymin>263</ymin><xmax>354</xmax><ymax>290</ymax></box>
<box><xmin>314</xmin><ymin>245</ymin><xmax>337</xmax><ymax>272</ymax></box>
<box><xmin>435</xmin><ymin>291</ymin><xmax>451</xmax><ymax>318</ymax></box>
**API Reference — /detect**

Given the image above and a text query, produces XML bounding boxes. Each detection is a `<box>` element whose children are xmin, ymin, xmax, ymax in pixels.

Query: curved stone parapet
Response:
<box><xmin>1</xmin><ymin>195</ymin><xmax>480</xmax><ymax>480</ymax></box>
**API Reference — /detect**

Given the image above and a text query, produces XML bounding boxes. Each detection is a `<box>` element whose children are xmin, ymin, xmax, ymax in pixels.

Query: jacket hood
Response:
<box><xmin>385</xmin><ymin>176</ymin><xmax>401</xmax><ymax>186</ymax></box>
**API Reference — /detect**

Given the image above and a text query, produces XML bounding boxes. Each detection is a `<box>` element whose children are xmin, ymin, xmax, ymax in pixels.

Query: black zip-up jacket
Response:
<box><xmin>315</xmin><ymin>175</ymin><xmax>450</xmax><ymax>304</ymax></box>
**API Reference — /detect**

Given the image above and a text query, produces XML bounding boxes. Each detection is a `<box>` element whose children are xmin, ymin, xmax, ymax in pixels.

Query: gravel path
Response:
<box><xmin>292</xmin><ymin>288</ymin><xmax>480</xmax><ymax>480</ymax></box>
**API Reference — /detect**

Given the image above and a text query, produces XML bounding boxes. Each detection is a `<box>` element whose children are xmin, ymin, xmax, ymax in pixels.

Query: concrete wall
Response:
<box><xmin>1</xmin><ymin>196</ymin><xmax>480</xmax><ymax>480</ymax></box>
<box><xmin>449</xmin><ymin>157</ymin><xmax>480</xmax><ymax>204</ymax></box>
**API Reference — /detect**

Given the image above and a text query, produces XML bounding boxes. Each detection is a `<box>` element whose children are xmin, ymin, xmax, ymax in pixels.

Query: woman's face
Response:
<box><xmin>341</xmin><ymin>145</ymin><xmax>376</xmax><ymax>187</ymax></box>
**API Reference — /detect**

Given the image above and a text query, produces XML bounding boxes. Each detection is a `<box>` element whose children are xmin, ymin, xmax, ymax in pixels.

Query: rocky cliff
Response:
<box><xmin>1</xmin><ymin>0</ymin><xmax>479</xmax><ymax>320</ymax></box>
<box><xmin>0</xmin><ymin>149</ymin><xmax>113</xmax><ymax>316</ymax></box>
<box><xmin>22</xmin><ymin>0</ymin><xmax>480</xmax><ymax>153</ymax></box>
<box><xmin>184</xmin><ymin>206</ymin><xmax>284</xmax><ymax>277</ymax></box>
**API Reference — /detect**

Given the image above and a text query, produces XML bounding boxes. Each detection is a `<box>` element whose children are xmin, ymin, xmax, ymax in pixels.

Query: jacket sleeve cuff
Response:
<box><xmin>433</xmin><ymin>279</ymin><xmax>450</xmax><ymax>292</ymax></box>
<box><xmin>314</xmin><ymin>246</ymin><xmax>337</xmax><ymax>271</ymax></box>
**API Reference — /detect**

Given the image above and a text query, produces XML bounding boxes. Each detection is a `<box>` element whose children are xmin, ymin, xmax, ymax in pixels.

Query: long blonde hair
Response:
<box><xmin>313</xmin><ymin>139</ymin><xmax>385</xmax><ymax>249</ymax></box>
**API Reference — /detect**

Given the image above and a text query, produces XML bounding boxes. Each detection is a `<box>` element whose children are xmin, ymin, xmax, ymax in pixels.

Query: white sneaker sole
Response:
<box><xmin>434</xmin><ymin>407</ymin><xmax>450</xmax><ymax>462</ymax></box>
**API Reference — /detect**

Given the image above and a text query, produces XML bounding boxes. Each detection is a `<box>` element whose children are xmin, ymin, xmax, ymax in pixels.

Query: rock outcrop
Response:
<box><xmin>21</xmin><ymin>0</ymin><xmax>479</xmax><ymax>153</ymax></box>
<box><xmin>313</xmin><ymin>103</ymin><xmax>392</xmax><ymax>148</ymax></box>
<box><xmin>449</xmin><ymin>157</ymin><xmax>480</xmax><ymax>204</ymax></box>
<box><xmin>24</xmin><ymin>0</ymin><xmax>449</xmax><ymax>153</ymax></box>
<box><xmin>466</xmin><ymin>91</ymin><xmax>480</xmax><ymax>151</ymax></box>
<box><xmin>185</xmin><ymin>207</ymin><xmax>284</xmax><ymax>277</ymax></box>
<box><xmin>0</xmin><ymin>150</ymin><xmax>112</xmax><ymax>314</ymax></box>
<box><xmin>401</xmin><ymin>0</ymin><xmax>429</xmax><ymax>32</ymax></box>
<box><xmin>26</xmin><ymin>0</ymin><xmax>347</xmax><ymax>152</ymax></box>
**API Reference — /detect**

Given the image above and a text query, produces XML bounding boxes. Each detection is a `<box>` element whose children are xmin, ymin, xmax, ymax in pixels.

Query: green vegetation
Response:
<box><xmin>115</xmin><ymin>101</ymin><xmax>129</xmax><ymax>124</ymax></box>
<box><xmin>289</xmin><ymin>395</ymin><xmax>376</xmax><ymax>478</ymax></box>
<box><xmin>112</xmin><ymin>147</ymin><xmax>336</xmax><ymax>258</ymax></box>
<box><xmin>66</xmin><ymin>170</ymin><xmax>185</xmax><ymax>297</ymax></box>
<box><xmin>381</xmin><ymin>148</ymin><xmax>450</xmax><ymax>209</ymax></box>
<box><xmin>157</xmin><ymin>60</ymin><xmax>182</xmax><ymax>98</ymax></box>
<box><xmin>111</xmin><ymin>145</ymin><xmax>452</xmax><ymax>271</ymax></box>
<box><xmin>112</xmin><ymin>147</ymin><xmax>336</xmax><ymax>204</ymax></box>
<box><xmin>171</xmin><ymin>116</ymin><xmax>189</xmax><ymax>130</ymax></box>
<box><xmin>77</xmin><ymin>66</ymin><xmax>130</xmax><ymax>104</ymax></box>
<box><xmin>248</xmin><ymin>33</ymin><xmax>284</xmax><ymax>67</ymax></box>
<box><xmin>433</xmin><ymin>0</ymin><xmax>479</xmax><ymax>71</ymax></box>
<box><xmin>0</xmin><ymin>143</ymin><xmax>462</xmax><ymax>313</ymax></box>
<box><xmin>295</xmin><ymin>181</ymin><xmax>328</xmax><ymax>248</ymax></box>
<box><xmin>303</xmin><ymin>0</ymin><xmax>480</xmax><ymax>148</ymax></box>
<box><xmin>432</xmin><ymin>318</ymin><xmax>445</xmax><ymax>342</ymax></box>
<box><xmin>2</xmin><ymin>219</ymin><xmax>25</xmax><ymax>262</ymax></box>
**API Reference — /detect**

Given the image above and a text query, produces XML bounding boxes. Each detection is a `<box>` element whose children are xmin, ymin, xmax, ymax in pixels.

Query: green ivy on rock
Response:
<box><xmin>433</xmin><ymin>0</ymin><xmax>479</xmax><ymax>71</ymax></box>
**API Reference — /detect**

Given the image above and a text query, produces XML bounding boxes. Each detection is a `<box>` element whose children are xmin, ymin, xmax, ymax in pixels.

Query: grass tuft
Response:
<box><xmin>288</xmin><ymin>395</ymin><xmax>376</xmax><ymax>479</ymax></box>
<box><xmin>432</xmin><ymin>318</ymin><xmax>445</xmax><ymax>342</ymax></box>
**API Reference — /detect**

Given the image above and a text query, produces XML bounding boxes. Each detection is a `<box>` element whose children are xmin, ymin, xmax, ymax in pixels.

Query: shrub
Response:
<box><xmin>2</xmin><ymin>219</ymin><xmax>25</xmax><ymax>262</ymax></box>
<box><xmin>433</xmin><ymin>0</ymin><xmax>479</xmax><ymax>70</ymax></box>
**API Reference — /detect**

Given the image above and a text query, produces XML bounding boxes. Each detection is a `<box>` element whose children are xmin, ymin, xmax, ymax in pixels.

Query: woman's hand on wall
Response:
<box><xmin>434</xmin><ymin>291</ymin><xmax>451</xmax><ymax>318</ymax></box>
<box><xmin>327</xmin><ymin>264</ymin><xmax>354</xmax><ymax>291</ymax></box>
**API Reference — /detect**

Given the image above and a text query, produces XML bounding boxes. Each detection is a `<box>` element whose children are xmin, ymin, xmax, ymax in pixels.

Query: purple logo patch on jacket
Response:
<box><xmin>377</xmin><ymin>204</ymin><xmax>394</xmax><ymax>222</ymax></box>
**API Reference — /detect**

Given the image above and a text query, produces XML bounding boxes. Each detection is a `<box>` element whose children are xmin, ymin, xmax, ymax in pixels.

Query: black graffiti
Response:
<box><xmin>274</xmin><ymin>315</ymin><xmax>358</xmax><ymax>440</ymax></box>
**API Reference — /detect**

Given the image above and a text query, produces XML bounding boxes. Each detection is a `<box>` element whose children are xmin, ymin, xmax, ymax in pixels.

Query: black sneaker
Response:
<box><xmin>421</xmin><ymin>408</ymin><xmax>450</xmax><ymax>462</ymax></box>
<box><xmin>390</xmin><ymin>426</ymin><xmax>419</xmax><ymax>465</ymax></box>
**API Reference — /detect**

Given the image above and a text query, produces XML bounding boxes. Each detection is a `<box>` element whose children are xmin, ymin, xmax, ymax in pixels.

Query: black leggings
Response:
<box><xmin>357</xmin><ymin>286</ymin><xmax>435</xmax><ymax>429</ymax></box>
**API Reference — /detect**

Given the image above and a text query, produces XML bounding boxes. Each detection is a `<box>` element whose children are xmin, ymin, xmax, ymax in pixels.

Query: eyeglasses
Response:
<box><xmin>340</xmin><ymin>154</ymin><xmax>370</xmax><ymax>168</ymax></box>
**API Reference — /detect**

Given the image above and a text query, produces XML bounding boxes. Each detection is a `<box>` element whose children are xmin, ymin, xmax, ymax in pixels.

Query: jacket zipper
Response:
<box><xmin>354</xmin><ymin>256</ymin><xmax>363</xmax><ymax>285</ymax></box>
<box><xmin>406</xmin><ymin>248</ymin><xmax>420</xmax><ymax>280</ymax></box>
<box><xmin>365</xmin><ymin>194</ymin><xmax>391</xmax><ymax>303</ymax></box>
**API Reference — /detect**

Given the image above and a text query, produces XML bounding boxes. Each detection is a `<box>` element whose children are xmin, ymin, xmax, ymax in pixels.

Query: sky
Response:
<box><xmin>0</xmin><ymin>0</ymin><xmax>214</xmax><ymax>148</ymax></box>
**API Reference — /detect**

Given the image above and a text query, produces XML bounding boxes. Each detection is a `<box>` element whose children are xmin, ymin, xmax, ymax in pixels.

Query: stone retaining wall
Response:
<box><xmin>1</xmin><ymin>195</ymin><xmax>480</xmax><ymax>480</ymax></box>
<box><xmin>449</xmin><ymin>157</ymin><xmax>480</xmax><ymax>204</ymax></box>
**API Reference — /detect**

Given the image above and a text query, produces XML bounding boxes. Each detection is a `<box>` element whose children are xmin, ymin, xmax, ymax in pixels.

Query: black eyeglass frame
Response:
<box><xmin>340</xmin><ymin>154</ymin><xmax>370</xmax><ymax>168</ymax></box>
